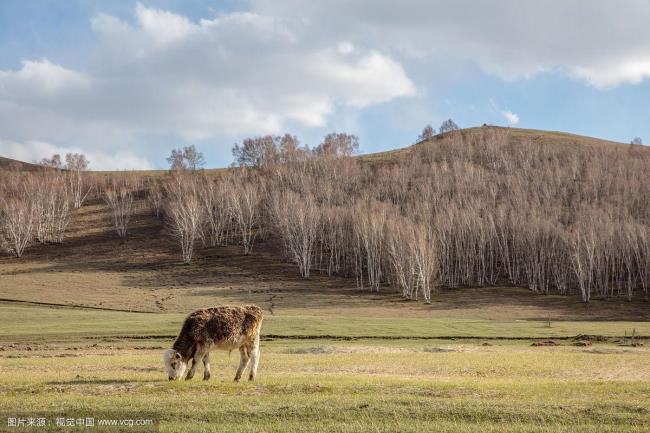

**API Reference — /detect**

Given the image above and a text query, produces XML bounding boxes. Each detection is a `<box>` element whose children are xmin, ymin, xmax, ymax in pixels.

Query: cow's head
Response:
<box><xmin>163</xmin><ymin>349</ymin><xmax>187</xmax><ymax>380</ymax></box>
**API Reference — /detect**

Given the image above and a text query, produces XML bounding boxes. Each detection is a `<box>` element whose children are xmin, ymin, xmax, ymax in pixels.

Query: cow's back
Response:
<box><xmin>201</xmin><ymin>305</ymin><xmax>263</xmax><ymax>344</ymax></box>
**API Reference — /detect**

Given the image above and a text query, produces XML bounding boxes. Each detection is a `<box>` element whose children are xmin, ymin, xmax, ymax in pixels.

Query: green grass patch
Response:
<box><xmin>1</xmin><ymin>302</ymin><xmax>648</xmax><ymax>343</ymax></box>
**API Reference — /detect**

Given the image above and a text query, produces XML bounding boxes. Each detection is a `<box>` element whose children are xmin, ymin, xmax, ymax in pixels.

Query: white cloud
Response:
<box><xmin>0</xmin><ymin>4</ymin><xmax>415</xmax><ymax>169</ymax></box>
<box><xmin>503</xmin><ymin>110</ymin><xmax>519</xmax><ymax>125</ymax></box>
<box><xmin>5</xmin><ymin>1</ymin><xmax>648</xmax><ymax>169</ymax></box>
<box><xmin>255</xmin><ymin>0</ymin><xmax>650</xmax><ymax>89</ymax></box>
<box><xmin>134</xmin><ymin>3</ymin><xmax>196</xmax><ymax>46</ymax></box>
<box><xmin>338</xmin><ymin>42</ymin><xmax>354</xmax><ymax>55</ymax></box>
<box><xmin>0</xmin><ymin>59</ymin><xmax>89</xmax><ymax>97</ymax></box>
<box><xmin>0</xmin><ymin>138</ymin><xmax>153</xmax><ymax>170</ymax></box>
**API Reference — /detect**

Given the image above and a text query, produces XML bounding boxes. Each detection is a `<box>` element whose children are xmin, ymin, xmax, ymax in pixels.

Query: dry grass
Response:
<box><xmin>0</xmin><ymin>337</ymin><xmax>648</xmax><ymax>433</ymax></box>
<box><xmin>357</xmin><ymin>126</ymin><xmax>643</xmax><ymax>165</ymax></box>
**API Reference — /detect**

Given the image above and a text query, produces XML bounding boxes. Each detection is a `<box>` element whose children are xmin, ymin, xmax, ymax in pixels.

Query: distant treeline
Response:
<box><xmin>2</xmin><ymin>127</ymin><xmax>650</xmax><ymax>303</ymax></box>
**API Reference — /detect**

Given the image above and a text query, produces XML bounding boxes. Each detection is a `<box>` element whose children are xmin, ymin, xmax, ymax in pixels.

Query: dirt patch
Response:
<box><xmin>286</xmin><ymin>346</ymin><xmax>334</xmax><ymax>354</ymax></box>
<box><xmin>586</xmin><ymin>348</ymin><xmax>639</xmax><ymax>355</ymax></box>
<box><xmin>574</xmin><ymin>334</ymin><xmax>611</xmax><ymax>342</ymax></box>
<box><xmin>531</xmin><ymin>340</ymin><xmax>559</xmax><ymax>347</ymax></box>
<box><xmin>285</xmin><ymin>345</ymin><xmax>457</xmax><ymax>354</ymax></box>
<box><xmin>1</xmin><ymin>353</ymin><xmax>81</xmax><ymax>359</ymax></box>
<box><xmin>619</xmin><ymin>342</ymin><xmax>644</xmax><ymax>347</ymax></box>
<box><xmin>124</xmin><ymin>366</ymin><xmax>159</xmax><ymax>373</ymax></box>
<box><xmin>422</xmin><ymin>347</ymin><xmax>456</xmax><ymax>353</ymax></box>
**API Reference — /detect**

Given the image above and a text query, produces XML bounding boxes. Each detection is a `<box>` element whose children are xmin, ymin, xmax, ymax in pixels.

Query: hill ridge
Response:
<box><xmin>1</xmin><ymin>126</ymin><xmax>641</xmax><ymax>172</ymax></box>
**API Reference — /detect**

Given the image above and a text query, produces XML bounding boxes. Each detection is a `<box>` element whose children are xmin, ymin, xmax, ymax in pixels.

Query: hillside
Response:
<box><xmin>1</xmin><ymin>126</ymin><xmax>649</xmax><ymax>320</ymax></box>
<box><xmin>0</xmin><ymin>155</ymin><xmax>42</xmax><ymax>171</ymax></box>
<box><xmin>2</xmin><ymin>198</ymin><xmax>649</xmax><ymax>322</ymax></box>
<box><xmin>357</xmin><ymin>126</ymin><xmax>641</xmax><ymax>164</ymax></box>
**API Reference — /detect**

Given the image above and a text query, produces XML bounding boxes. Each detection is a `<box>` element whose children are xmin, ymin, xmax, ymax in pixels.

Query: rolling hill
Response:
<box><xmin>0</xmin><ymin>155</ymin><xmax>42</xmax><ymax>171</ymax></box>
<box><xmin>1</xmin><ymin>126</ymin><xmax>641</xmax><ymax>173</ymax></box>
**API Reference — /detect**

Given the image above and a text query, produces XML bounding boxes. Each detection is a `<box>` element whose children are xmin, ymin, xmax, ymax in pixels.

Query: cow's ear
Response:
<box><xmin>174</xmin><ymin>352</ymin><xmax>181</xmax><ymax>359</ymax></box>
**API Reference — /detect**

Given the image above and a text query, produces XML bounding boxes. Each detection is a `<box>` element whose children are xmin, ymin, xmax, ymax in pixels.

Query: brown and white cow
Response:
<box><xmin>163</xmin><ymin>305</ymin><xmax>263</xmax><ymax>382</ymax></box>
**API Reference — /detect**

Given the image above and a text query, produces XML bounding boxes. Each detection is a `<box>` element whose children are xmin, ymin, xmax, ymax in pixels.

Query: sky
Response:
<box><xmin>1</xmin><ymin>0</ymin><xmax>650</xmax><ymax>170</ymax></box>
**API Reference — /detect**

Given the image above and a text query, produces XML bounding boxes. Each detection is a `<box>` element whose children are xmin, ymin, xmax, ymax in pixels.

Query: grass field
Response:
<box><xmin>0</xmin><ymin>302</ymin><xmax>649</xmax><ymax>433</ymax></box>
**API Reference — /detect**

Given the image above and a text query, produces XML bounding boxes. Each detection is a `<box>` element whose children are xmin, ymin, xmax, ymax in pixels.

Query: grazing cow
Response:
<box><xmin>163</xmin><ymin>305</ymin><xmax>263</xmax><ymax>382</ymax></box>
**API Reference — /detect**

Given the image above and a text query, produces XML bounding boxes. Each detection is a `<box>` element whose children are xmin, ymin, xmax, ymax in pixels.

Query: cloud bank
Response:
<box><xmin>0</xmin><ymin>3</ymin><xmax>415</xmax><ymax>168</ymax></box>
<box><xmin>255</xmin><ymin>0</ymin><xmax>650</xmax><ymax>89</ymax></box>
<box><xmin>2</xmin><ymin>1</ymin><xmax>650</xmax><ymax>168</ymax></box>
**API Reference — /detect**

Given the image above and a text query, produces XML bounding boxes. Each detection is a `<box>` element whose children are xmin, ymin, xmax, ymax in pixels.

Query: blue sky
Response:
<box><xmin>1</xmin><ymin>0</ymin><xmax>649</xmax><ymax>169</ymax></box>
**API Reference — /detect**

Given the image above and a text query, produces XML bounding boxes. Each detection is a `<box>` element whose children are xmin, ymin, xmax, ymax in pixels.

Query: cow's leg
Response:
<box><xmin>185</xmin><ymin>357</ymin><xmax>196</xmax><ymax>380</ymax></box>
<box><xmin>248</xmin><ymin>334</ymin><xmax>261</xmax><ymax>381</ymax></box>
<box><xmin>186</xmin><ymin>346</ymin><xmax>205</xmax><ymax>380</ymax></box>
<box><xmin>202</xmin><ymin>353</ymin><xmax>211</xmax><ymax>381</ymax></box>
<box><xmin>234</xmin><ymin>347</ymin><xmax>250</xmax><ymax>382</ymax></box>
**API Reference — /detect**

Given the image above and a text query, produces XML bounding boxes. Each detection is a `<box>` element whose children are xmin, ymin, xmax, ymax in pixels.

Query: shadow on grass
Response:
<box><xmin>46</xmin><ymin>378</ymin><xmax>160</xmax><ymax>385</ymax></box>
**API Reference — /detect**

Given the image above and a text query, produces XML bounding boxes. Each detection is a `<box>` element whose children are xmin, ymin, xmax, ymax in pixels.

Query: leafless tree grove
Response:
<box><xmin>0</xmin><ymin>175</ymin><xmax>37</xmax><ymax>257</ymax></box>
<box><xmin>224</xmin><ymin>127</ymin><xmax>650</xmax><ymax>303</ymax></box>
<box><xmin>7</xmin><ymin>127</ymin><xmax>650</xmax><ymax>304</ymax></box>
<box><xmin>34</xmin><ymin>172</ymin><xmax>72</xmax><ymax>244</ymax></box>
<box><xmin>0</xmin><ymin>169</ymin><xmax>78</xmax><ymax>256</ymax></box>
<box><xmin>40</xmin><ymin>153</ymin><xmax>91</xmax><ymax>208</ymax></box>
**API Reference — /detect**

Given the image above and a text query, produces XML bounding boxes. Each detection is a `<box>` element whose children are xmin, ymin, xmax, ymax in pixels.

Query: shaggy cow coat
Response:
<box><xmin>163</xmin><ymin>305</ymin><xmax>263</xmax><ymax>382</ymax></box>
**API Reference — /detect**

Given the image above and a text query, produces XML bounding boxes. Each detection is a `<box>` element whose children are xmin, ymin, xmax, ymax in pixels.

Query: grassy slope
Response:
<box><xmin>357</xmin><ymin>126</ymin><xmax>640</xmax><ymax>164</ymax></box>
<box><xmin>0</xmin><ymin>156</ymin><xmax>42</xmax><ymax>171</ymax></box>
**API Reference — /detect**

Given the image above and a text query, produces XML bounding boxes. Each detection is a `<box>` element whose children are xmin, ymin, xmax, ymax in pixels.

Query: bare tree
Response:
<box><xmin>439</xmin><ymin>119</ymin><xmax>459</xmax><ymax>134</ymax></box>
<box><xmin>0</xmin><ymin>175</ymin><xmax>37</xmax><ymax>257</ymax></box>
<box><xmin>278</xmin><ymin>134</ymin><xmax>310</xmax><ymax>164</ymax></box>
<box><xmin>631</xmin><ymin>137</ymin><xmax>643</xmax><ymax>145</ymax></box>
<box><xmin>103</xmin><ymin>174</ymin><xmax>138</xmax><ymax>237</ymax></box>
<box><xmin>385</xmin><ymin>216</ymin><xmax>416</xmax><ymax>299</ymax></box>
<box><xmin>270</xmin><ymin>191</ymin><xmax>320</xmax><ymax>278</ymax></box>
<box><xmin>164</xmin><ymin>173</ymin><xmax>203</xmax><ymax>263</ymax></box>
<box><xmin>232</xmin><ymin>136</ymin><xmax>278</xmax><ymax>167</ymax></box>
<box><xmin>183</xmin><ymin>145</ymin><xmax>205</xmax><ymax>171</ymax></box>
<box><xmin>352</xmin><ymin>200</ymin><xmax>387</xmax><ymax>291</ymax></box>
<box><xmin>167</xmin><ymin>149</ymin><xmax>186</xmax><ymax>171</ymax></box>
<box><xmin>197</xmin><ymin>174</ymin><xmax>232</xmax><ymax>247</ymax></box>
<box><xmin>418</xmin><ymin>125</ymin><xmax>435</xmax><ymax>142</ymax></box>
<box><xmin>34</xmin><ymin>171</ymin><xmax>72</xmax><ymax>244</ymax></box>
<box><xmin>64</xmin><ymin>153</ymin><xmax>91</xmax><ymax>208</ymax></box>
<box><xmin>411</xmin><ymin>222</ymin><xmax>439</xmax><ymax>303</ymax></box>
<box><xmin>166</xmin><ymin>145</ymin><xmax>205</xmax><ymax>171</ymax></box>
<box><xmin>40</xmin><ymin>154</ymin><xmax>62</xmax><ymax>169</ymax></box>
<box><xmin>147</xmin><ymin>179</ymin><xmax>164</xmax><ymax>218</ymax></box>
<box><xmin>228</xmin><ymin>173</ymin><xmax>263</xmax><ymax>254</ymax></box>
<box><xmin>313</xmin><ymin>133</ymin><xmax>359</xmax><ymax>158</ymax></box>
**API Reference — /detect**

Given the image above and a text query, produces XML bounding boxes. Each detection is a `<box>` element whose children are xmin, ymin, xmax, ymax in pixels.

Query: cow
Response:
<box><xmin>163</xmin><ymin>305</ymin><xmax>263</xmax><ymax>382</ymax></box>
